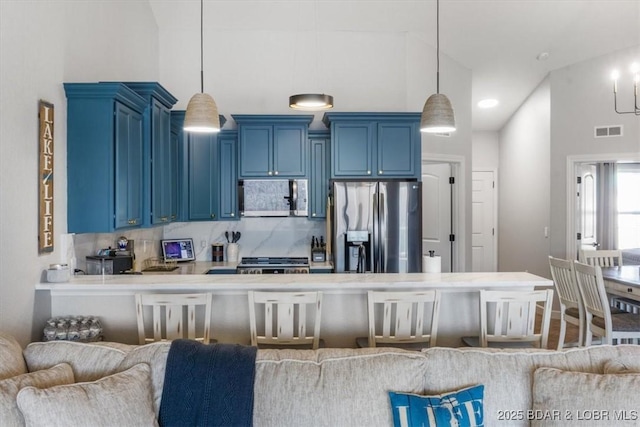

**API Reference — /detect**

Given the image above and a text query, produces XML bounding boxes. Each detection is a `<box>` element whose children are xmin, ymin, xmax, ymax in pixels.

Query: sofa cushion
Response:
<box><xmin>16</xmin><ymin>363</ymin><xmax>157</xmax><ymax>427</ymax></box>
<box><xmin>23</xmin><ymin>341</ymin><xmax>128</xmax><ymax>381</ymax></box>
<box><xmin>0</xmin><ymin>332</ymin><xmax>27</xmax><ymax>380</ymax></box>
<box><xmin>604</xmin><ymin>355</ymin><xmax>640</xmax><ymax>374</ymax></box>
<box><xmin>0</xmin><ymin>363</ymin><xmax>74</xmax><ymax>427</ymax></box>
<box><xmin>421</xmin><ymin>345</ymin><xmax>640</xmax><ymax>427</ymax></box>
<box><xmin>117</xmin><ymin>342</ymin><xmax>170</xmax><ymax>416</ymax></box>
<box><xmin>389</xmin><ymin>385</ymin><xmax>484</xmax><ymax>427</ymax></box>
<box><xmin>532</xmin><ymin>367</ymin><xmax>640</xmax><ymax>427</ymax></box>
<box><xmin>253</xmin><ymin>348</ymin><xmax>428</xmax><ymax>427</ymax></box>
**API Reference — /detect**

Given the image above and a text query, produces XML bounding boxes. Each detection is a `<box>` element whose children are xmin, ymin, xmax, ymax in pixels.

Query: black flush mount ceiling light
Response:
<box><xmin>420</xmin><ymin>0</ymin><xmax>456</xmax><ymax>133</ymax></box>
<box><xmin>289</xmin><ymin>93</ymin><xmax>334</xmax><ymax>111</ymax></box>
<box><xmin>184</xmin><ymin>0</ymin><xmax>221</xmax><ymax>133</ymax></box>
<box><xmin>611</xmin><ymin>63</ymin><xmax>640</xmax><ymax>115</ymax></box>
<box><xmin>289</xmin><ymin>0</ymin><xmax>334</xmax><ymax>111</ymax></box>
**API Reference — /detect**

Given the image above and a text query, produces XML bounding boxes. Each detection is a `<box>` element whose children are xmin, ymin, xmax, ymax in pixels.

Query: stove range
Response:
<box><xmin>237</xmin><ymin>257</ymin><xmax>310</xmax><ymax>274</ymax></box>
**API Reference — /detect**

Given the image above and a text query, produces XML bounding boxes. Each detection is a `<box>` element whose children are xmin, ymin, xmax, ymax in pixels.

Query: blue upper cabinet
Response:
<box><xmin>170</xmin><ymin>111</ymin><xmax>185</xmax><ymax>222</ymax></box>
<box><xmin>233</xmin><ymin>115</ymin><xmax>313</xmax><ymax>178</ymax></box>
<box><xmin>187</xmin><ymin>132</ymin><xmax>219</xmax><ymax>221</ymax></box>
<box><xmin>218</xmin><ymin>131</ymin><xmax>239</xmax><ymax>220</ymax></box>
<box><xmin>123</xmin><ymin>82</ymin><xmax>178</xmax><ymax>226</ymax></box>
<box><xmin>309</xmin><ymin>131</ymin><xmax>330</xmax><ymax>219</ymax></box>
<box><xmin>65</xmin><ymin>83</ymin><xmax>147</xmax><ymax>233</ymax></box>
<box><xmin>322</xmin><ymin>113</ymin><xmax>421</xmax><ymax>179</ymax></box>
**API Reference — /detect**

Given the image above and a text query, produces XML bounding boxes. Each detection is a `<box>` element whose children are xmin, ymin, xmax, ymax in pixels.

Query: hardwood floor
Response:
<box><xmin>544</xmin><ymin>316</ymin><xmax>580</xmax><ymax>350</ymax></box>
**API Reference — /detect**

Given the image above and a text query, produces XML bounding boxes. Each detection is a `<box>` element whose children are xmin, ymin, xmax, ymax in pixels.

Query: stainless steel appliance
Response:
<box><xmin>236</xmin><ymin>257</ymin><xmax>310</xmax><ymax>274</ymax></box>
<box><xmin>86</xmin><ymin>255</ymin><xmax>133</xmax><ymax>275</ymax></box>
<box><xmin>332</xmin><ymin>180</ymin><xmax>422</xmax><ymax>273</ymax></box>
<box><xmin>239</xmin><ymin>179</ymin><xmax>308</xmax><ymax>217</ymax></box>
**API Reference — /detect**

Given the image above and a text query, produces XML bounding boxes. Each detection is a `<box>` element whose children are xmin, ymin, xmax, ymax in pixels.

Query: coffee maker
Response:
<box><xmin>344</xmin><ymin>231</ymin><xmax>370</xmax><ymax>273</ymax></box>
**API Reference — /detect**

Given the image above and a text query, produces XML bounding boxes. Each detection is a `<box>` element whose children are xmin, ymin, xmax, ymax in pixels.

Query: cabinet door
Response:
<box><xmin>377</xmin><ymin>122</ymin><xmax>418</xmax><ymax>177</ymax></box>
<box><xmin>151</xmin><ymin>100</ymin><xmax>173</xmax><ymax>224</ymax></box>
<box><xmin>239</xmin><ymin>126</ymin><xmax>272</xmax><ymax>177</ymax></box>
<box><xmin>218</xmin><ymin>133</ymin><xmax>239</xmax><ymax>220</ymax></box>
<box><xmin>309</xmin><ymin>137</ymin><xmax>328</xmax><ymax>219</ymax></box>
<box><xmin>188</xmin><ymin>133</ymin><xmax>218</xmax><ymax>220</ymax></box>
<box><xmin>114</xmin><ymin>102</ymin><xmax>143</xmax><ymax>229</ymax></box>
<box><xmin>273</xmin><ymin>125</ymin><xmax>306</xmax><ymax>177</ymax></box>
<box><xmin>332</xmin><ymin>122</ymin><xmax>375</xmax><ymax>177</ymax></box>
<box><xmin>169</xmin><ymin>127</ymin><xmax>180</xmax><ymax>221</ymax></box>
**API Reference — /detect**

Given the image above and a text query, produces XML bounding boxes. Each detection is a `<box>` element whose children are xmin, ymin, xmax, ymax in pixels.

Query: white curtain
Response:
<box><xmin>596</xmin><ymin>162</ymin><xmax>618</xmax><ymax>250</ymax></box>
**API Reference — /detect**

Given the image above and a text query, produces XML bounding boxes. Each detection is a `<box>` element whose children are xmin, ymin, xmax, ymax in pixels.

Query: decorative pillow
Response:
<box><xmin>16</xmin><ymin>363</ymin><xmax>158</xmax><ymax>427</ymax></box>
<box><xmin>389</xmin><ymin>385</ymin><xmax>484</xmax><ymax>427</ymax></box>
<box><xmin>0</xmin><ymin>332</ymin><xmax>27</xmax><ymax>380</ymax></box>
<box><xmin>532</xmin><ymin>367</ymin><xmax>640</xmax><ymax>427</ymax></box>
<box><xmin>0</xmin><ymin>363</ymin><xmax>74</xmax><ymax>427</ymax></box>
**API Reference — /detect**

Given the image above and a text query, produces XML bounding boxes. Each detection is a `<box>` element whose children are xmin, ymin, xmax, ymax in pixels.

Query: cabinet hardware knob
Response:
<box><xmin>274</xmin><ymin>171</ymin><xmax>279</xmax><ymax>175</ymax></box>
<box><xmin>629</xmin><ymin>288</ymin><xmax>634</xmax><ymax>293</ymax></box>
<box><xmin>379</xmin><ymin>170</ymin><xmax>383</xmax><ymax>174</ymax></box>
<box><xmin>268</xmin><ymin>171</ymin><xmax>273</xmax><ymax>175</ymax></box>
<box><xmin>230</xmin><ymin>213</ymin><xmax>235</xmax><ymax>217</ymax></box>
<box><xmin>367</xmin><ymin>170</ymin><xmax>371</xmax><ymax>175</ymax></box>
<box><xmin>211</xmin><ymin>213</ymin><xmax>216</xmax><ymax>218</ymax></box>
<box><xmin>312</xmin><ymin>213</ymin><xmax>316</xmax><ymax>217</ymax></box>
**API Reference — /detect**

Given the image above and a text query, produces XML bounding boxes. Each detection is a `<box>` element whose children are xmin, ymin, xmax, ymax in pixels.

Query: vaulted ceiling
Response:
<box><xmin>150</xmin><ymin>0</ymin><xmax>640</xmax><ymax>131</ymax></box>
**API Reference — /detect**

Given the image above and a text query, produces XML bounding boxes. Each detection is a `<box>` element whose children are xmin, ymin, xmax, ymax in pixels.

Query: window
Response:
<box><xmin>617</xmin><ymin>164</ymin><xmax>640</xmax><ymax>249</ymax></box>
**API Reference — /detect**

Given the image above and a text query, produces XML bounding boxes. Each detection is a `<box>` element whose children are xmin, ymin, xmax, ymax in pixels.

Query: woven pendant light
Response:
<box><xmin>184</xmin><ymin>0</ymin><xmax>220</xmax><ymax>133</ymax></box>
<box><xmin>421</xmin><ymin>0</ymin><xmax>456</xmax><ymax>133</ymax></box>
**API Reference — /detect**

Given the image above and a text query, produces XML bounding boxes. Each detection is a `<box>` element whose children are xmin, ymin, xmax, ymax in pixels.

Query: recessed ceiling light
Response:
<box><xmin>477</xmin><ymin>99</ymin><xmax>499</xmax><ymax>109</ymax></box>
<box><xmin>537</xmin><ymin>52</ymin><xmax>550</xmax><ymax>61</ymax></box>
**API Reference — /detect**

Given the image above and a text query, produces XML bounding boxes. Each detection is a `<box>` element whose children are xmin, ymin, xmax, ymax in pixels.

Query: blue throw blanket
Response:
<box><xmin>159</xmin><ymin>340</ymin><xmax>258</xmax><ymax>427</ymax></box>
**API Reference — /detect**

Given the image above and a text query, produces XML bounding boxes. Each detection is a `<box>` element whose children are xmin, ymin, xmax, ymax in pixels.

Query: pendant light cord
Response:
<box><xmin>200</xmin><ymin>0</ymin><xmax>204</xmax><ymax>94</ymax></box>
<box><xmin>436</xmin><ymin>0</ymin><xmax>440</xmax><ymax>94</ymax></box>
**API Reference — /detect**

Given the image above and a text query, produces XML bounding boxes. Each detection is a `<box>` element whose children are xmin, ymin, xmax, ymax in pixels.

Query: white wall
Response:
<box><xmin>0</xmin><ymin>0</ymin><xmax>159</xmax><ymax>346</ymax></box>
<box><xmin>498</xmin><ymin>78</ymin><xmax>551</xmax><ymax>277</ymax></box>
<box><xmin>472</xmin><ymin>131</ymin><xmax>500</xmax><ymax>170</ymax></box>
<box><xmin>549</xmin><ymin>46</ymin><xmax>640</xmax><ymax>260</ymax></box>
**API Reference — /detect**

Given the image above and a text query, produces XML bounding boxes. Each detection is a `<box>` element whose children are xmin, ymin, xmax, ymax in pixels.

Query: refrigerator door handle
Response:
<box><xmin>373</xmin><ymin>195</ymin><xmax>379</xmax><ymax>273</ymax></box>
<box><xmin>379</xmin><ymin>192</ymin><xmax>386</xmax><ymax>273</ymax></box>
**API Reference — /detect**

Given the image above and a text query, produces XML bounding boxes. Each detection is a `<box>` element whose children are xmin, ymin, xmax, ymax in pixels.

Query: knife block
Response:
<box><xmin>312</xmin><ymin>249</ymin><xmax>326</xmax><ymax>263</ymax></box>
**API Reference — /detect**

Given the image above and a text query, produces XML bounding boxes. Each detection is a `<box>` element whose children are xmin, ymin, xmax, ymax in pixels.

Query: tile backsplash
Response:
<box><xmin>71</xmin><ymin>218</ymin><xmax>326</xmax><ymax>270</ymax></box>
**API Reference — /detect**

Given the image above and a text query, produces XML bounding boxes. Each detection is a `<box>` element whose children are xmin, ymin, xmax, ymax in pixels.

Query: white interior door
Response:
<box><xmin>472</xmin><ymin>171</ymin><xmax>496</xmax><ymax>272</ymax></box>
<box><xmin>578</xmin><ymin>163</ymin><xmax>598</xmax><ymax>256</ymax></box>
<box><xmin>422</xmin><ymin>163</ymin><xmax>452</xmax><ymax>272</ymax></box>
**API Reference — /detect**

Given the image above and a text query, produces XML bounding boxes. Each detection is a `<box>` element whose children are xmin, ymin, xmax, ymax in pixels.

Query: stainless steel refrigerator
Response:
<box><xmin>331</xmin><ymin>180</ymin><xmax>422</xmax><ymax>273</ymax></box>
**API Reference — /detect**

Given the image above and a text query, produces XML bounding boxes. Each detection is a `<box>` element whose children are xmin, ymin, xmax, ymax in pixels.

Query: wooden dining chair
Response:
<box><xmin>463</xmin><ymin>289</ymin><xmax>554</xmax><ymax>348</ymax></box>
<box><xmin>135</xmin><ymin>293</ymin><xmax>213</xmax><ymax>345</ymax></box>
<box><xmin>573</xmin><ymin>261</ymin><xmax>640</xmax><ymax>345</ymax></box>
<box><xmin>355</xmin><ymin>290</ymin><xmax>441</xmax><ymax>350</ymax></box>
<box><xmin>548</xmin><ymin>256</ymin><xmax>584</xmax><ymax>349</ymax></box>
<box><xmin>579</xmin><ymin>249</ymin><xmax>623</xmax><ymax>267</ymax></box>
<box><xmin>248</xmin><ymin>291</ymin><xmax>323</xmax><ymax>349</ymax></box>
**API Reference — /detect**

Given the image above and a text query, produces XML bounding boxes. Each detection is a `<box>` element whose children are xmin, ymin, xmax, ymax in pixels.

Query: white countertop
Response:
<box><xmin>36</xmin><ymin>270</ymin><xmax>552</xmax><ymax>293</ymax></box>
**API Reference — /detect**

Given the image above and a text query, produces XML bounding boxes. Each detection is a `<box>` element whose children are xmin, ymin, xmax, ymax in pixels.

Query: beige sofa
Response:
<box><xmin>2</xmin><ymin>331</ymin><xmax>640</xmax><ymax>426</ymax></box>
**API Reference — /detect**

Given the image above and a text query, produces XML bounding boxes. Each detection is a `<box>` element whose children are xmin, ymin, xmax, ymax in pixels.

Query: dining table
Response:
<box><xmin>602</xmin><ymin>265</ymin><xmax>640</xmax><ymax>305</ymax></box>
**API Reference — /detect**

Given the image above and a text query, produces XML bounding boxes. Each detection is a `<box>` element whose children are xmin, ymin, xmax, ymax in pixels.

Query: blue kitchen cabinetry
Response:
<box><xmin>64</xmin><ymin>83</ymin><xmax>147</xmax><ymax>233</ymax></box>
<box><xmin>170</xmin><ymin>111</ymin><xmax>185</xmax><ymax>222</ymax></box>
<box><xmin>233</xmin><ymin>115</ymin><xmax>314</xmax><ymax>178</ymax></box>
<box><xmin>179</xmin><ymin>115</ymin><xmax>232</xmax><ymax>222</ymax></box>
<box><xmin>322</xmin><ymin>113</ymin><xmax>421</xmax><ymax>179</ymax></box>
<box><xmin>309</xmin><ymin>130</ymin><xmax>330</xmax><ymax>219</ymax></box>
<box><xmin>218</xmin><ymin>131</ymin><xmax>239</xmax><ymax>220</ymax></box>
<box><xmin>123</xmin><ymin>83</ymin><xmax>178</xmax><ymax>226</ymax></box>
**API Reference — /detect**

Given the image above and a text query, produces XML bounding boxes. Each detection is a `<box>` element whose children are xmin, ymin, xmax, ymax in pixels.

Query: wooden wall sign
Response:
<box><xmin>39</xmin><ymin>100</ymin><xmax>54</xmax><ymax>253</ymax></box>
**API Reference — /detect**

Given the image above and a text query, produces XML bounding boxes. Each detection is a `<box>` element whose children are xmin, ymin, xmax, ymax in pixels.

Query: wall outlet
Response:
<box><xmin>200</xmin><ymin>240</ymin><xmax>206</xmax><ymax>248</ymax></box>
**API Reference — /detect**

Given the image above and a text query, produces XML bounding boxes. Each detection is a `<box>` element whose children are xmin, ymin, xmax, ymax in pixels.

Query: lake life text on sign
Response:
<box><xmin>39</xmin><ymin>100</ymin><xmax>54</xmax><ymax>253</ymax></box>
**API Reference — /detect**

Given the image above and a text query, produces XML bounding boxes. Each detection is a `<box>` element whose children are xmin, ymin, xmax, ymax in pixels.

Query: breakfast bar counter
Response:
<box><xmin>36</xmin><ymin>269</ymin><xmax>552</xmax><ymax>347</ymax></box>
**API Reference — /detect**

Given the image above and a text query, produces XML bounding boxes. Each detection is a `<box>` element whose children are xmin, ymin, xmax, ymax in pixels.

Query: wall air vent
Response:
<box><xmin>594</xmin><ymin>125</ymin><xmax>623</xmax><ymax>138</ymax></box>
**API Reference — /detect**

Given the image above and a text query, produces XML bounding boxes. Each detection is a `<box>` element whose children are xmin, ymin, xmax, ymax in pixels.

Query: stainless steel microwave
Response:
<box><xmin>239</xmin><ymin>179</ymin><xmax>308</xmax><ymax>217</ymax></box>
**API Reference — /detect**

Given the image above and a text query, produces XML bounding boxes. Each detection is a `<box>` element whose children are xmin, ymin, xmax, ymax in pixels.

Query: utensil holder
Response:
<box><xmin>226</xmin><ymin>243</ymin><xmax>239</xmax><ymax>262</ymax></box>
